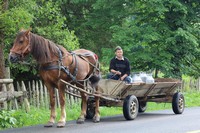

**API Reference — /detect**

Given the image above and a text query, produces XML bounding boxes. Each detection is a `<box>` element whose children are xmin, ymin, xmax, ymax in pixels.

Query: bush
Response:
<box><xmin>0</xmin><ymin>110</ymin><xmax>17</xmax><ymax>129</ymax></box>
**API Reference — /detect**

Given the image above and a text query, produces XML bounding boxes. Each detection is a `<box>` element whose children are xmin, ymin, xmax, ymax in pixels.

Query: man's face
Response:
<box><xmin>115</xmin><ymin>49</ymin><xmax>123</xmax><ymax>58</ymax></box>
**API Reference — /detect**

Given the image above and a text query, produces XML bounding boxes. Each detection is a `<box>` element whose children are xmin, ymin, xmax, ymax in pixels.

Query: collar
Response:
<box><xmin>115</xmin><ymin>56</ymin><xmax>124</xmax><ymax>60</ymax></box>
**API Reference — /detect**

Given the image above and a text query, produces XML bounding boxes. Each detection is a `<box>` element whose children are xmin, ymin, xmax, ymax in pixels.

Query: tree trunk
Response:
<box><xmin>154</xmin><ymin>68</ymin><xmax>159</xmax><ymax>78</ymax></box>
<box><xmin>0</xmin><ymin>46</ymin><xmax>5</xmax><ymax>79</ymax></box>
<box><xmin>0</xmin><ymin>0</ymin><xmax>9</xmax><ymax>92</ymax></box>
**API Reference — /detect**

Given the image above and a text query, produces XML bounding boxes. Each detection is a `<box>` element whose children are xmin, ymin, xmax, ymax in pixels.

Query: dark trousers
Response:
<box><xmin>107</xmin><ymin>73</ymin><xmax>131</xmax><ymax>83</ymax></box>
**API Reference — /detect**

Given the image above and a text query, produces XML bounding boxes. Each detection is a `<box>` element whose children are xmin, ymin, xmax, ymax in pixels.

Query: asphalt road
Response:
<box><xmin>1</xmin><ymin>107</ymin><xmax>200</xmax><ymax>133</ymax></box>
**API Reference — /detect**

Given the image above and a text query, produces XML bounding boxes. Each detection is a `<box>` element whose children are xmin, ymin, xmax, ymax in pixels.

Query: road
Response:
<box><xmin>1</xmin><ymin>107</ymin><xmax>200</xmax><ymax>133</ymax></box>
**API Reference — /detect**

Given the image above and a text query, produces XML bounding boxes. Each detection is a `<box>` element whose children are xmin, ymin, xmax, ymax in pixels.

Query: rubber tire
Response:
<box><xmin>172</xmin><ymin>92</ymin><xmax>185</xmax><ymax>114</ymax></box>
<box><xmin>138</xmin><ymin>102</ymin><xmax>147</xmax><ymax>113</ymax></box>
<box><xmin>123</xmin><ymin>95</ymin><xmax>139</xmax><ymax>120</ymax></box>
<box><xmin>85</xmin><ymin>98</ymin><xmax>95</xmax><ymax>119</ymax></box>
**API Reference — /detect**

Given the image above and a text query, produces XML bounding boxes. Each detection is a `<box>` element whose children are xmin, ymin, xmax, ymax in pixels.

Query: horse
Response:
<box><xmin>9</xmin><ymin>29</ymin><xmax>101</xmax><ymax>128</ymax></box>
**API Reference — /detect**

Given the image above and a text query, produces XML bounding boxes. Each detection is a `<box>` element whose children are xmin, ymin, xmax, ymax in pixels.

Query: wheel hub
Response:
<box><xmin>130</xmin><ymin>101</ymin><xmax>137</xmax><ymax>115</ymax></box>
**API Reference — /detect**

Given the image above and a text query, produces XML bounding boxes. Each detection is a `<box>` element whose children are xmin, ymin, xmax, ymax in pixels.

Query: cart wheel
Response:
<box><xmin>172</xmin><ymin>92</ymin><xmax>185</xmax><ymax>114</ymax></box>
<box><xmin>123</xmin><ymin>95</ymin><xmax>139</xmax><ymax>120</ymax></box>
<box><xmin>85</xmin><ymin>98</ymin><xmax>95</xmax><ymax>119</ymax></box>
<box><xmin>139</xmin><ymin>102</ymin><xmax>147</xmax><ymax>113</ymax></box>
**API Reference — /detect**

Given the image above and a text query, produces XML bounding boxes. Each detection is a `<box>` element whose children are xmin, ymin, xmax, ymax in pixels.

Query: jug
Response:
<box><xmin>146</xmin><ymin>73</ymin><xmax>154</xmax><ymax>84</ymax></box>
<box><xmin>132</xmin><ymin>73</ymin><xmax>143</xmax><ymax>83</ymax></box>
<box><xmin>139</xmin><ymin>72</ymin><xmax>147</xmax><ymax>82</ymax></box>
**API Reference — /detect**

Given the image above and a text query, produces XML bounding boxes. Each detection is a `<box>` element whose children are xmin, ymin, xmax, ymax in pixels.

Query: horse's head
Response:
<box><xmin>9</xmin><ymin>30</ymin><xmax>31</xmax><ymax>63</ymax></box>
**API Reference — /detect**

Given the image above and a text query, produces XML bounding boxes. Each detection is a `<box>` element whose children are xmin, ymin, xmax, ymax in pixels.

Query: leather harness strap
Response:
<box><xmin>41</xmin><ymin>46</ymin><xmax>100</xmax><ymax>84</ymax></box>
<box><xmin>41</xmin><ymin>47</ymin><xmax>78</xmax><ymax>81</ymax></box>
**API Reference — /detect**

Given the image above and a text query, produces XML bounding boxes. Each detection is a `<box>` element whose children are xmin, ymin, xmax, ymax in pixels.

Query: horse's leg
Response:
<box><xmin>44</xmin><ymin>83</ymin><xmax>56</xmax><ymax>127</ymax></box>
<box><xmin>93</xmin><ymin>95</ymin><xmax>100</xmax><ymax>123</ymax></box>
<box><xmin>77</xmin><ymin>92</ymin><xmax>87</xmax><ymax>124</ymax></box>
<box><xmin>57</xmin><ymin>83</ymin><xmax>66</xmax><ymax>128</ymax></box>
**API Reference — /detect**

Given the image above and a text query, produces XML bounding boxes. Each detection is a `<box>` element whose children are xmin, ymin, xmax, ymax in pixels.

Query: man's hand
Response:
<box><xmin>120</xmin><ymin>74</ymin><xmax>128</xmax><ymax>81</ymax></box>
<box><xmin>116</xmin><ymin>71</ymin><xmax>121</xmax><ymax>75</ymax></box>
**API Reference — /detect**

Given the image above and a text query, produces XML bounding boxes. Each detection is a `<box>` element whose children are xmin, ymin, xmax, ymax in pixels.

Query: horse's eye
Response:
<box><xmin>19</xmin><ymin>40</ymin><xmax>23</xmax><ymax>44</ymax></box>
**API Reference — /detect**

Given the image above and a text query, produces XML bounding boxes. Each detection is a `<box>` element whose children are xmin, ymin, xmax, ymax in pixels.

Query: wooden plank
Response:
<box><xmin>60</xmin><ymin>79</ymin><xmax>121</xmax><ymax>102</ymax></box>
<box><xmin>43</xmin><ymin>85</ymin><xmax>49</xmax><ymax>109</ymax></box>
<box><xmin>16</xmin><ymin>82</ymin><xmax>22</xmax><ymax>108</ymax></box>
<box><xmin>6</xmin><ymin>83</ymin><xmax>13</xmax><ymax>110</ymax></box>
<box><xmin>2</xmin><ymin>83</ymin><xmax>7</xmax><ymax>109</ymax></box>
<box><xmin>65</xmin><ymin>90</ymin><xmax>81</xmax><ymax>98</ymax></box>
<box><xmin>39</xmin><ymin>80</ymin><xmax>44</xmax><ymax>107</ymax></box>
<box><xmin>32</xmin><ymin>81</ymin><xmax>36</xmax><ymax>107</ymax></box>
<box><xmin>0</xmin><ymin>79</ymin><xmax>13</xmax><ymax>83</ymax></box>
<box><xmin>55</xmin><ymin>89</ymin><xmax>60</xmax><ymax>108</ymax></box>
<box><xmin>9</xmin><ymin>83</ymin><xmax>19</xmax><ymax>110</ymax></box>
<box><xmin>0</xmin><ymin>91</ymin><xmax>23</xmax><ymax>103</ymax></box>
<box><xmin>21</xmin><ymin>81</ymin><xmax>30</xmax><ymax>112</ymax></box>
<box><xmin>35</xmin><ymin>81</ymin><xmax>40</xmax><ymax>108</ymax></box>
<box><xmin>27</xmin><ymin>81</ymin><xmax>32</xmax><ymax>105</ymax></box>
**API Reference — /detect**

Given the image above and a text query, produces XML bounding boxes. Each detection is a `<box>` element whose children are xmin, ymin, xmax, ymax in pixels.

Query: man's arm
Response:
<box><xmin>120</xmin><ymin>58</ymin><xmax>131</xmax><ymax>80</ymax></box>
<box><xmin>109</xmin><ymin>58</ymin><xmax>121</xmax><ymax>75</ymax></box>
<box><xmin>111</xmin><ymin>69</ymin><xmax>121</xmax><ymax>75</ymax></box>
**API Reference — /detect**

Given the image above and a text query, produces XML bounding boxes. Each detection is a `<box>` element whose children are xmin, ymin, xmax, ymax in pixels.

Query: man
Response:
<box><xmin>107</xmin><ymin>46</ymin><xmax>131</xmax><ymax>83</ymax></box>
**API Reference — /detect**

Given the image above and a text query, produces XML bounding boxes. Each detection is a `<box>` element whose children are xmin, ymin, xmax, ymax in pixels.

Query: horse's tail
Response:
<box><xmin>89</xmin><ymin>74</ymin><xmax>101</xmax><ymax>85</ymax></box>
<box><xmin>89</xmin><ymin>58</ymin><xmax>101</xmax><ymax>88</ymax></box>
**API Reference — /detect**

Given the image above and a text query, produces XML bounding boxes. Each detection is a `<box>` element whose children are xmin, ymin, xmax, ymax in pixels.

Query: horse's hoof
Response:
<box><xmin>76</xmin><ymin>118</ymin><xmax>85</xmax><ymax>124</ymax></box>
<box><xmin>93</xmin><ymin>116</ymin><xmax>100</xmax><ymax>123</ymax></box>
<box><xmin>57</xmin><ymin>121</ymin><xmax>66</xmax><ymax>128</ymax></box>
<box><xmin>44</xmin><ymin>121</ymin><xmax>54</xmax><ymax>127</ymax></box>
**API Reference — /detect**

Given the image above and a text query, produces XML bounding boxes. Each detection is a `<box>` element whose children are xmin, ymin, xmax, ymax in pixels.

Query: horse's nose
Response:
<box><xmin>9</xmin><ymin>54</ymin><xmax>19</xmax><ymax>63</ymax></box>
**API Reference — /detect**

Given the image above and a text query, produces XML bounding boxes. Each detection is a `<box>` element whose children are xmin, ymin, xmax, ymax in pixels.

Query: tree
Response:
<box><xmin>109</xmin><ymin>0</ymin><xmax>200</xmax><ymax>78</ymax></box>
<box><xmin>0</xmin><ymin>0</ymin><xmax>9</xmax><ymax>79</ymax></box>
<box><xmin>0</xmin><ymin>0</ymin><xmax>80</xmax><ymax>80</ymax></box>
<box><xmin>54</xmin><ymin>0</ymin><xmax>199</xmax><ymax>78</ymax></box>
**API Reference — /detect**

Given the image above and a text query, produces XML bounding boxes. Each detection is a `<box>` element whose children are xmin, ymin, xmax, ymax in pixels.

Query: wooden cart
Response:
<box><xmin>61</xmin><ymin>78</ymin><xmax>185</xmax><ymax>120</ymax></box>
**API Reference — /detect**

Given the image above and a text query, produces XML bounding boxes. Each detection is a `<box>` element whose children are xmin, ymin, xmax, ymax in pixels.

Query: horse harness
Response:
<box><xmin>41</xmin><ymin>47</ymin><xmax>100</xmax><ymax>84</ymax></box>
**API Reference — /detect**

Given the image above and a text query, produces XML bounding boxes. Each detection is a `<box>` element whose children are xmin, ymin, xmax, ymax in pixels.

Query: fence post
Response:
<box><xmin>55</xmin><ymin>89</ymin><xmax>60</xmax><ymax>108</ymax></box>
<box><xmin>8</xmin><ymin>83</ymin><xmax>18</xmax><ymax>110</ymax></box>
<box><xmin>44</xmin><ymin>85</ymin><xmax>49</xmax><ymax>109</ymax></box>
<box><xmin>69</xmin><ymin>87</ymin><xmax>74</xmax><ymax>107</ymax></box>
<box><xmin>39</xmin><ymin>80</ymin><xmax>44</xmax><ymax>108</ymax></box>
<box><xmin>2</xmin><ymin>83</ymin><xmax>7</xmax><ymax>110</ymax></box>
<box><xmin>27</xmin><ymin>81</ymin><xmax>32</xmax><ymax>105</ymax></box>
<box><xmin>32</xmin><ymin>81</ymin><xmax>36</xmax><ymax>107</ymax></box>
<box><xmin>16</xmin><ymin>81</ymin><xmax>23</xmax><ymax>109</ymax></box>
<box><xmin>36</xmin><ymin>81</ymin><xmax>40</xmax><ymax>108</ymax></box>
<box><xmin>21</xmin><ymin>81</ymin><xmax>30</xmax><ymax>112</ymax></box>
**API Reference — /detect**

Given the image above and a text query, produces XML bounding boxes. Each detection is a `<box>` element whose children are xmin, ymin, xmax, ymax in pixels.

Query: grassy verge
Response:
<box><xmin>0</xmin><ymin>90</ymin><xmax>200</xmax><ymax>130</ymax></box>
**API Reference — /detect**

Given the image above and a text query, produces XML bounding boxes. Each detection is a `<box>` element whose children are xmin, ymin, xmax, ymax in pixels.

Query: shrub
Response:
<box><xmin>0</xmin><ymin>110</ymin><xmax>17</xmax><ymax>129</ymax></box>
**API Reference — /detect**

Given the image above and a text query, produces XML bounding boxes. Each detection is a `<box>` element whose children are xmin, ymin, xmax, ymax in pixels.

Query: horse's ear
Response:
<box><xmin>24</xmin><ymin>29</ymin><xmax>30</xmax><ymax>36</ymax></box>
<box><xmin>20</xmin><ymin>28</ymin><xmax>26</xmax><ymax>32</ymax></box>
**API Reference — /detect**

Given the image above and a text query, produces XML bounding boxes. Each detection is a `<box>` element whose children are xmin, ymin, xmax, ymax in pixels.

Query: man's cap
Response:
<box><xmin>115</xmin><ymin>46</ymin><xmax>122</xmax><ymax>52</ymax></box>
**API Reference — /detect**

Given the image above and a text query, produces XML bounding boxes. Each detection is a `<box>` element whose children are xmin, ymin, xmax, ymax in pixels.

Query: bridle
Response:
<box><xmin>10</xmin><ymin>33</ymin><xmax>31</xmax><ymax>58</ymax></box>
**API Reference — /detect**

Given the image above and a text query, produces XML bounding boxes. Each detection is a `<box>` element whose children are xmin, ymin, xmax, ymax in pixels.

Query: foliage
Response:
<box><xmin>108</xmin><ymin>0</ymin><xmax>200</xmax><ymax>78</ymax></box>
<box><xmin>184</xmin><ymin>91</ymin><xmax>200</xmax><ymax>107</ymax></box>
<box><xmin>56</xmin><ymin>0</ymin><xmax>199</xmax><ymax>78</ymax></box>
<box><xmin>0</xmin><ymin>0</ymin><xmax>80</xmax><ymax>80</ymax></box>
<box><xmin>12</xmin><ymin>107</ymin><xmax>50</xmax><ymax>127</ymax></box>
<box><xmin>0</xmin><ymin>110</ymin><xmax>17</xmax><ymax>129</ymax></box>
<box><xmin>0</xmin><ymin>0</ymin><xmax>199</xmax><ymax>80</ymax></box>
<box><xmin>32</xmin><ymin>1</ymin><xmax>79</xmax><ymax>50</ymax></box>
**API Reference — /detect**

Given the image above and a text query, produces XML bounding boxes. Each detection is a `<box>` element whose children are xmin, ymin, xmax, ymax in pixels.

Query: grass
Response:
<box><xmin>0</xmin><ymin>90</ymin><xmax>200</xmax><ymax>130</ymax></box>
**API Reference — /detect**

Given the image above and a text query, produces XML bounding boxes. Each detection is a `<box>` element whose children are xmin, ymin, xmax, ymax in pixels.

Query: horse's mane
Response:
<box><xmin>29</xmin><ymin>32</ymin><xmax>61</xmax><ymax>64</ymax></box>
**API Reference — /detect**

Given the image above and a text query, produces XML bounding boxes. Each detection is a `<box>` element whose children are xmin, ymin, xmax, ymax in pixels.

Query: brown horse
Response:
<box><xmin>9</xmin><ymin>29</ymin><xmax>101</xmax><ymax>127</ymax></box>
